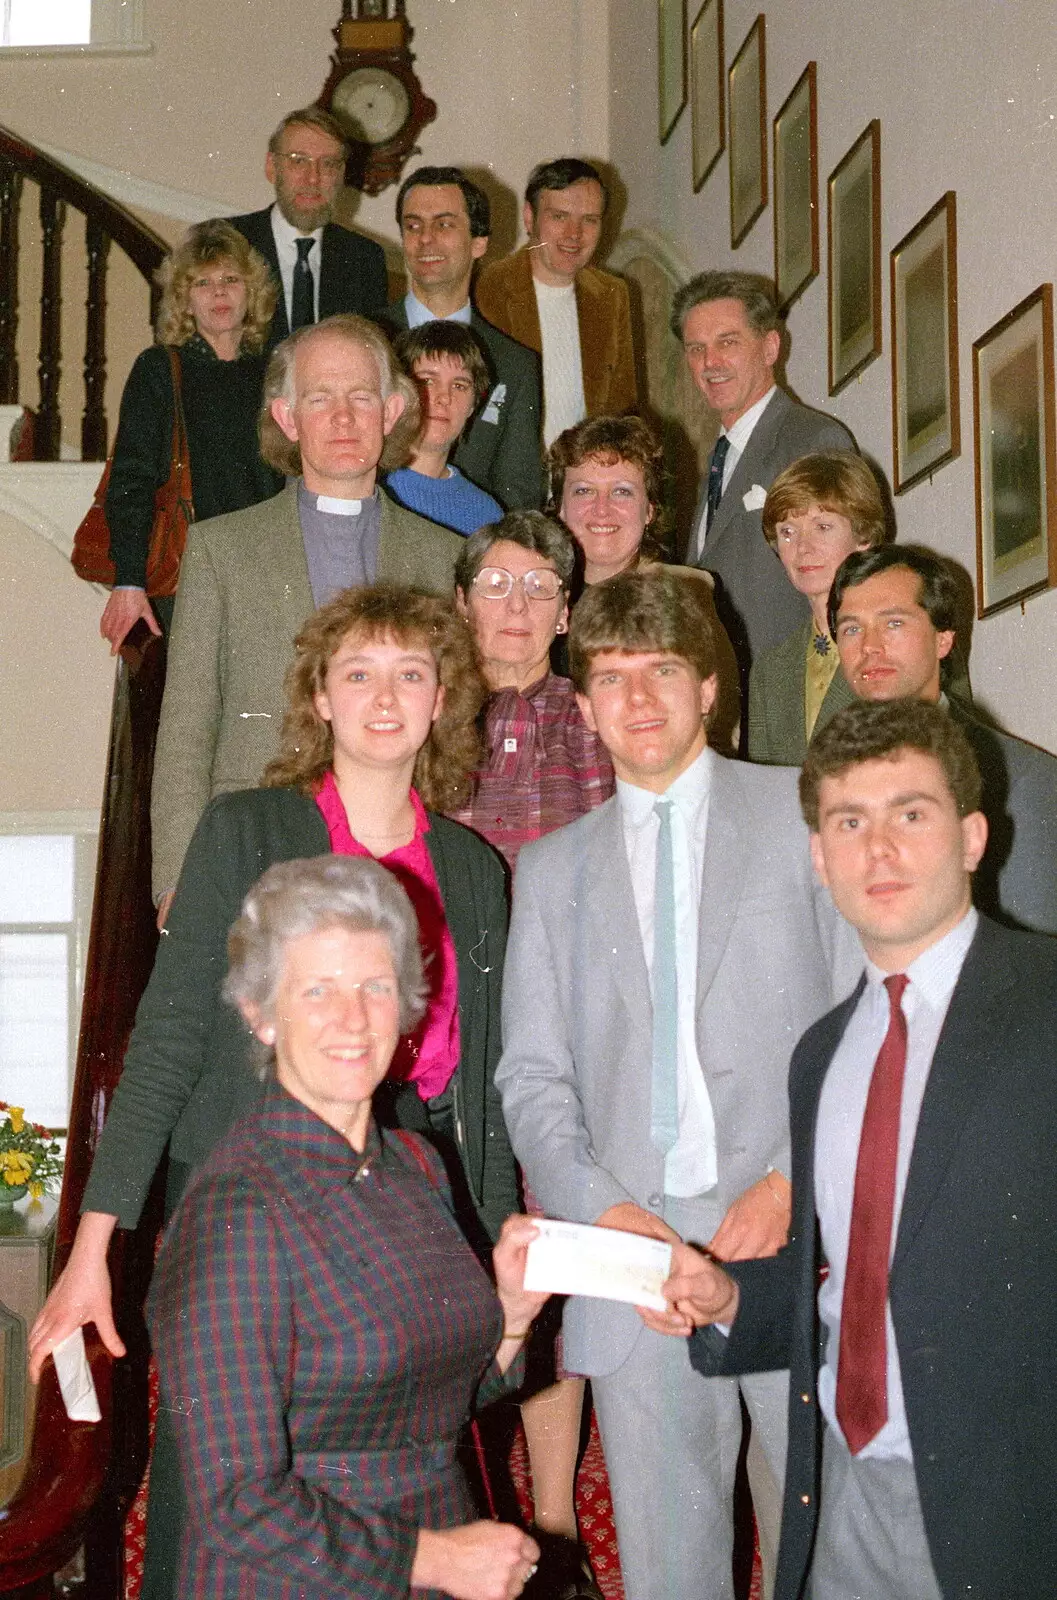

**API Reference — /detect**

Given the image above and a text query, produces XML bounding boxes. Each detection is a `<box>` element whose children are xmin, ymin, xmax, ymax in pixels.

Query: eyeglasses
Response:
<box><xmin>280</xmin><ymin>153</ymin><xmax>346</xmax><ymax>177</ymax></box>
<box><xmin>471</xmin><ymin>567</ymin><xmax>564</xmax><ymax>601</ymax></box>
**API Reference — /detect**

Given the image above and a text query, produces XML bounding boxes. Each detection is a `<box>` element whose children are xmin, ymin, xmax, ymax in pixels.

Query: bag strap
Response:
<box><xmin>165</xmin><ymin>346</ymin><xmax>195</xmax><ymax>521</ymax></box>
<box><xmin>390</xmin><ymin>1127</ymin><xmax>439</xmax><ymax>1187</ymax></box>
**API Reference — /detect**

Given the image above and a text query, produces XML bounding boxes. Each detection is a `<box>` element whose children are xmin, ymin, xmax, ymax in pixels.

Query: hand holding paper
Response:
<box><xmin>522</xmin><ymin>1219</ymin><xmax>674</xmax><ymax>1312</ymax></box>
<box><xmin>52</xmin><ymin>1328</ymin><xmax>102</xmax><ymax>1423</ymax></box>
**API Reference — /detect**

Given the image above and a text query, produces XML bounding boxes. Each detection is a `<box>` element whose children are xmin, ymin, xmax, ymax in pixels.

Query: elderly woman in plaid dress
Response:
<box><xmin>147</xmin><ymin>855</ymin><xmax>548</xmax><ymax>1599</ymax></box>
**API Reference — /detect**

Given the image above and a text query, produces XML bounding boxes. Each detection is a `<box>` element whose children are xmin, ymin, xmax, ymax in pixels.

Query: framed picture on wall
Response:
<box><xmin>973</xmin><ymin>283</ymin><xmax>1057</xmax><ymax>618</ymax></box>
<box><xmin>827</xmin><ymin>119</ymin><xmax>881</xmax><ymax>395</ymax></box>
<box><xmin>728</xmin><ymin>14</ymin><xmax>766</xmax><ymax>248</ymax></box>
<box><xmin>690</xmin><ymin>0</ymin><xmax>724</xmax><ymax>190</ymax></box>
<box><xmin>773</xmin><ymin>62</ymin><xmax>818</xmax><ymax>312</ymax></box>
<box><xmin>659</xmin><ymin>0</ymin><xmax>688</xmax><ymax>144</ymax></box>
<box><xmin>891</xmin><ymin>192</ymin><xmax>960</xmax><ymax>493</ymax></box>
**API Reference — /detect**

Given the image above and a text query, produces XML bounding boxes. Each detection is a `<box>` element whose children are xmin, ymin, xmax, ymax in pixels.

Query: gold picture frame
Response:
<box><xmin>827</xmin><ymin>119</ymin><xmax>881</xmax><ymax>395</ymax></box>
<box><xmin>728</xmin><ymin>14</ymin><xmax>767</xmax><ymax>248</ymax></box>
<box><xmin>773</xmin><ymin>62</ymin><xmax>818</xmax><ymax>313</ymax></box>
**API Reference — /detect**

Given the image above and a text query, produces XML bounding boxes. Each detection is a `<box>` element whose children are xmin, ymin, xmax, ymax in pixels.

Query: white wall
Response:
<box><xmin>609</xmin><ymin>0</ymin><xmax>1057</xmax><ymax>754</ymax></box>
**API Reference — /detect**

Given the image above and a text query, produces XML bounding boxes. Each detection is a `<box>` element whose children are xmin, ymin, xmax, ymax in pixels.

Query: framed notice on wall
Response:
<box><xmin>827</xmin><ymin>119</ymin><xmax>881</xmax><ymax>395</ymax></box>
<box><xmin>728</xmin><ymin>14</ymin><xmax>766</xmax><ymax>247</ymax></box>
<box><xmin>973</xmin><ymin>283</ymin><xmax>1057</xmax><ymax>618</ymax></box>
<box><xmin>891</xmin><ymin>192</ymin><xmax>960</xmax><ymax>493</ymax></box>
<box><xmin>773</xmin><ymin>63</ymin><xmax>818</xmax><ymax>312</ymax></box>
<box><xmin>659</xmin><ymin>0</ymin><xmax>688</xmax><ymax>144</ymax></box>
<box><xmin>690</xmin><ymin>0</ymin><xmax>724</xmax><ymax>189</ymax></box>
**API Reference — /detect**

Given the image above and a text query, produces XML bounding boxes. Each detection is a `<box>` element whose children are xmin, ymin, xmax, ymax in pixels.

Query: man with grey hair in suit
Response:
<box><xmin>496</xmin><ymin>569</ymin><xmax>860</xmax><ymax>1600</ymax></box>
<box><xmin>150</xmin><ymin>312</ymin><xmax>462</xmax><ymax>920</ymax></box>
<box><xmin>674</xmin><ymin>270</ymin><xmax>854</xmax><ymax>698</ymax></box>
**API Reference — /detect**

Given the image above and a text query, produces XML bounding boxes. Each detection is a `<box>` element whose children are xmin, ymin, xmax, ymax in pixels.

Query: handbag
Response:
<box><xmin>71</xmin><ymin>346</ymin><xmax>195</xmax><ymax>596</ymax></box>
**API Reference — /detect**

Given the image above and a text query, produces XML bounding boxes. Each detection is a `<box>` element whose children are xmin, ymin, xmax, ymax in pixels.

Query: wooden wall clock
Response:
<box><xmin>318</xmin><ymin>2</ymin><xmax>437</xmax><ymax>196</ymax></box>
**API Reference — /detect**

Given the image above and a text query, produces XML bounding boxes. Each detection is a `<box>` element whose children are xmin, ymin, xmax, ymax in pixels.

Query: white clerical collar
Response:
<box><xmin>404</xmin><ymin>290</ymin><xmax>472</xmax><ymax>327</ymax></box>
<box><xmin>721</xmin><ymin>385</ymin><xmax>777</xmax><ymax>450</ymax></box>
<box><xmin>300</xmin><ymin>485</ymin><xmax>378</xmax><ymax>516</ymax></box>
<box><xmin>270</xmin><ymin>204</ymin><xmax>324</xmax><ymax>251</ymax></box>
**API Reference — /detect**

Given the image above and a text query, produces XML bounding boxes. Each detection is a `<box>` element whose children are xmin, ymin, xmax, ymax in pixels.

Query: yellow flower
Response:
<box><xmin>8</xmin><ymin>1107</ymin><xmax>24</xmax><ymax>1134</ymax></box>
<box><xmin>1</xmin><ymin>1151</ymin><xmax>32</xmax><ymax>1184</ymax></box>
<box><xmin>28</xmin><ymin>1181</ymin><xmax>44</xmax><ymax>1200</ymax></box>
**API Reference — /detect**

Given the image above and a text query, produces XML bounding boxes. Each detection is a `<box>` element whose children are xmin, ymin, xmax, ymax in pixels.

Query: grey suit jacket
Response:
<box><xmin>689</xmin><ymin>388</ymin><xmax>854</xmax><ymax>673</ymax></box>
<box><xmin>747</xmin><ymin>622</ymin><xmax>854</xmax><ymax>765</ymax></box>
<box><xmin>495</xmin><ymin>751</ymin><xmax>861</xmax><ymax>1376</ymax></box>
<box><xmin>150</xmin><ymin>482</ymin><xmax>462</xmax><ymax>897</ymax></box>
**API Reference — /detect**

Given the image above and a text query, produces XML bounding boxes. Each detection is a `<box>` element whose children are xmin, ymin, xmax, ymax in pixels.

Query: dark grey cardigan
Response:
<box><xmin>82</xmin><ymin>787</ymin><xmax>517</xmax><ymax>1243</ymax></box>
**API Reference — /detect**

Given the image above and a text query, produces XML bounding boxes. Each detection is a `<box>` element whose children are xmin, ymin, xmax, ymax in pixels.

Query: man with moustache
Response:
<box><xmin>150</xmin><ymin>314</ymin><xmax>462</xmax><ymax>912</ymax></box>
<box><xmin>386</xmin><ymin>165</ymin><xmax>544</xmax><ymax>509</ymax></box>
<box><xmin>830</xmin><ymin>542</ymin><xmax>1057</xmax><ymax>934</ymax></box>
<box><xmin>229</xmin><ymin>106</ymin><xmax>388</xmax><ymax>350</ymax></box>
<box><xmin>665</xmin><ymin>698</ymin><xmax>1057</xmax><ymax>1599</ymax></box>
<box><xmin>476</xmin><ymin>157</ymin><xmax>637</xmax><ymax>444</ymax></box>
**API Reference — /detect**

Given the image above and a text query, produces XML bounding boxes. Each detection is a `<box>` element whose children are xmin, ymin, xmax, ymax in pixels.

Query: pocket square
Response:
<box><xmin>743</xmin><ymin>484</ymin><xmax>768</xmax><ymax>511</ymax></box>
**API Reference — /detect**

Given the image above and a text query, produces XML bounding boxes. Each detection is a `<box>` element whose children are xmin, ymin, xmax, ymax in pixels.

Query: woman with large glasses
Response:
<box><xmin>452</xmin><ymin>511</ymin><xmax>613</xmax><ymax>1598</ymax></box>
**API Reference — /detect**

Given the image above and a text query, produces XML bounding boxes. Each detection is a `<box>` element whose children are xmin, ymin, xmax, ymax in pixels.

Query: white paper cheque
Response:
<box><xmin>523</xmin><ymin>1219</ymin><xmax>673</xmax><ymax>1312</ymax></box>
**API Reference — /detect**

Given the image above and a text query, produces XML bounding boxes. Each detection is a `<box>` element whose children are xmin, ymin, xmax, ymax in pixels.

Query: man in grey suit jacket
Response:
<box><xmin>151</xmin><ymin>314</ymin><xmax>462</xmax><ymax>908</ymax></box>
<box><xmin>831</xmin><ymin>543</ymin><xmax>1057</xmax><ymax>935</ymax></box>
<box><xmin>496</xmin><ymin>570</ymin><xmax>860</xmax><ymax>1600</ymax></box>
<box><xmin>672</xmin><ymin>271</ymin><xmax>854</xmax><ymax>687</ymax></box>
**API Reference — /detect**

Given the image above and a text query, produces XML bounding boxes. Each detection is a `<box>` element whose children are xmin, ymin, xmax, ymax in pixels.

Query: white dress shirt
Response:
<box><xmin>690</xmin><ymin>384</ymin><xmax>777</xmax><ymax>561</ymax></box>
<box><xmin>618</xmin><ymin>747</ymin><xmax>719</xmax><ymax>1196</ymax></box>
<box><xmin>404</xmin><ymin>291</ymin><xmax>472</xmax><ymax>328</ymax></box>
<box><xmin>815</xmin><ymin>907</ymin><xmax>978</xmax><ymax>1461</ymax></box>
<box><xmin>269</xmin><ymin>205</ymin><xmax>322</xmax><ymax>327</ymax></box>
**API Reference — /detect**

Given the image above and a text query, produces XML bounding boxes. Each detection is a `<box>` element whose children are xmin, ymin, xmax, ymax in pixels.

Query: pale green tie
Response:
<box><xmin>650</xmin><ymin>798</ymin><xmax>679</xmax><ymax>1154</ymax></box>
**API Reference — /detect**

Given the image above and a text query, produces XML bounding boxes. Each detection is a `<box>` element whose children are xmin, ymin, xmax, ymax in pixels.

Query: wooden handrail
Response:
<box><xmin>0</xmin><ymin>126</ymin><xmax>169</xmax><ymax>460</ymax></box>
<box><xmin>0</xmin><ymin>625</ymin><xmax>167</xmax><ymax>1597</ymax></box>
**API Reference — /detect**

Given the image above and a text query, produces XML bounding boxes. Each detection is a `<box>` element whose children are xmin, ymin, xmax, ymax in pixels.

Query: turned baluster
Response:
<box><xmin>82</xmin><ymin>217</ymin><xmax>110</xmax><ymax>460</ymax></box>
<box><xmin>36</xmin><ymin>185</ymin><xmax>66</xmax><ymax>460</ymax></box>
<box><xmin>0</xmin><ymin>160</ymin><xmax>22</xmax><ymax>405</ymax></box>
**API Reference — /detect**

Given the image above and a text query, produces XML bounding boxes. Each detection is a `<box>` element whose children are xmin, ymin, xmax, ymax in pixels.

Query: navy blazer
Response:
<box><xmin>229</xmin><ymin>206</ymin><xmax>389</xmax><ymax>351</ymax></box>
<box><xmin>690</xmin><ymin>916</ymin><xmax>1057</xmax><ymax>1599</ymax></box>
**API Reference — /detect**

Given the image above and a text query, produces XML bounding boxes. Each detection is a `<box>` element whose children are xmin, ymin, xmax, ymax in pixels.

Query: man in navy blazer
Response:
<box><xmin>664</xmin><ymin>699</ymin><xmax>1057</xmax><ymax>1599</ymax></box>
<box><xmin>229</xmin><ymin>107</ymin><xmax>388</xmax><ymax>352</ymax></box>
<box><xmin>385</xmin><ymin>165</ymin><xmax>544</xmax><ymax>511</ymax></box>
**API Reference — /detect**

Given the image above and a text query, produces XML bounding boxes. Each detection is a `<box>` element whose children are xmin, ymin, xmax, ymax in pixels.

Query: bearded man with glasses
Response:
<box><xmin>230</xmin><ymin>106</ymin><xmax>389</xmax><ymax>351</ymax></box>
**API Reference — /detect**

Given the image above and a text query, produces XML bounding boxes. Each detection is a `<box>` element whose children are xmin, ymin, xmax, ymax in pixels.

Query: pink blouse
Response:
<box><xmin>315</xmin><ymin>772</ymin><xmax>460</xmax><ymax>1102</ymax></box>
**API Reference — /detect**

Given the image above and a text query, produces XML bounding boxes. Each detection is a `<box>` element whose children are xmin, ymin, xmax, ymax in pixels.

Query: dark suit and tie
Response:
<box><xmin>228</xmin><ymin>207</ymin><xmax>389</xmax><ymax>350</ymax></box>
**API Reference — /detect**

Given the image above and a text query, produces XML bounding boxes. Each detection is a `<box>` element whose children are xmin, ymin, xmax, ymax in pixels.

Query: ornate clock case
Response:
<box><xmin>318</xmin><ymin>2</ymin><xmax>437</xmax><ymax>196</ymax></box>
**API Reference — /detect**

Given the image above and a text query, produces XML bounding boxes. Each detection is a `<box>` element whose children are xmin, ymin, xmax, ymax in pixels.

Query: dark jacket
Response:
<box><xmin>83</xmin><ymin>786</ymin><xmax>517</xmax><ymax>1244</ymax></box>
<box><xmin>385</xmin><ymin>300</ymin><xmax>545</xmax><ymax>511</ymax></box>
<box><xmin>104</xmin><ymin>338</ymin><xmax>282</xmax><ymax>588</ymax></box>
<box><xmin>228</xmin><ymin>207</ymin><xmax>390</xmax><ymax>351</ymax></box>
<box><xmin>690</xmin><ymin>917</ymin><xmax>1057</xmax><ymax>1599</ymax></box>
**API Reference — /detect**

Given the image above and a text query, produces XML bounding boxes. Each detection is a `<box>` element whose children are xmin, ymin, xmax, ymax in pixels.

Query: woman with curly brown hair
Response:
<box><xmin>100</xmin><ymin>219</ymin><xmax>283</xmax><ymax>653</ymax></box>
<box><xmin>30</xmin><ymin>584</ymin><xmax>516</xmax><ymax>1600</ymax></box>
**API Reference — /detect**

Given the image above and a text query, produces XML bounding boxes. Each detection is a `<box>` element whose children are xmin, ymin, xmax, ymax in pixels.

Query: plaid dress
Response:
<box><xmin>147</xmin><ymin>1084</ymin><xmax>508</xmax><ymax>1598</ymax></box>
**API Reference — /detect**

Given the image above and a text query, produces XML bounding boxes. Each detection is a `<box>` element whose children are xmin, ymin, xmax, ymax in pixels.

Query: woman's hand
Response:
<box><xmin>100</xmin><ymin>588</ymin><xmax>161</xmax><ymax>655</ymax></box>
<box><xmin>27</xmin><ymin>1211</ymin><xmax>124</xmax><ymax>1382</ymax></box>
<box><xmin>492</xmin><ymin>1214</ymin><xmax>547</xmax><ymax>1364</ymax></box>
<box><xmin>411</xmin><ymin>1522</ymin><xmax>540</xmax><ymax>1599</ymax></box>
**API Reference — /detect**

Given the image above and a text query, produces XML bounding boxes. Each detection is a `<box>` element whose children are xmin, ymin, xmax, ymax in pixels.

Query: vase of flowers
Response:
<box><xmin>0</xmin><ymin>1103</ymin><xmax>64</xmax><ymax>1206</ymax></box>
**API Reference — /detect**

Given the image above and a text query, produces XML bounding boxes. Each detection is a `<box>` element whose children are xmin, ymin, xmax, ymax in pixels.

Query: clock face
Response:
<box><xmin>332</xmin><ymin>66</ymin><xmax>412</xmax><ymax>147</ymax></box>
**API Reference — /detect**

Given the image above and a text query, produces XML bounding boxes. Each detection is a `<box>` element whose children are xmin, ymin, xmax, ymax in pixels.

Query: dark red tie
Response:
<box><xmin>835</xmin><ymin>972</ymin><xmax>910</xmax><ymax>1454</ymax></box>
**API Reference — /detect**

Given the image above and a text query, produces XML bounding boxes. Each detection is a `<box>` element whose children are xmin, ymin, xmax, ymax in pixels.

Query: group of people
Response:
<box><xmin>32</xmin><ymin>99</ymin><xmax>1057</xmax><ymax>1600</ymax></box>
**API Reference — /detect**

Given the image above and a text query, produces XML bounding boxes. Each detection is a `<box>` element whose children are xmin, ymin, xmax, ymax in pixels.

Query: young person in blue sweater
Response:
<box><xmin>387</xmin><ymin>322</ymin><xmax>504</xmax><ymax>535</ymax></box>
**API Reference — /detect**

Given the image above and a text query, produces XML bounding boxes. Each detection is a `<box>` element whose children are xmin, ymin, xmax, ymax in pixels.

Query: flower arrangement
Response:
<box><xmin>0</xmin><ymin>1102</ymin><xmax>64</xmax><ymax>1201</ymax></box>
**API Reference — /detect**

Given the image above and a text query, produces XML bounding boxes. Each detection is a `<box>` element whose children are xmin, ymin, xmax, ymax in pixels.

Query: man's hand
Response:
<box><xmin>100</xmin><ymin>588</ymin><xmax>161</xmax><ymax>655</ymax></box>
<box><xmin>594</xmin><ymin>1200</ymin><xmax>681</xmax><ymax>1245</ymax></box>
<box><xmin>662</xmin><ymin>1240</ymin><xmax>740</xmax><ymax>1328</ymax></box>
<box><xmin>708</xmin><ymin>1172</ymin><xmax>791</xmax><ymax>1262</ymax></box>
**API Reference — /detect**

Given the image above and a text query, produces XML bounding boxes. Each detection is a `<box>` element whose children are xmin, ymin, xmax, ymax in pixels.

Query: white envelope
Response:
<box><xmin>52</xmin><ymin>1328</ymin><xmax>102</xmax><ymax>1423</ymax></box>
<box><xmin>523</xmin><ymin>1219</ymin><xmax>673</xmax><ymax>1312</ymax></box>
<box><xmin>742</xmin><ymin>483</ymin><xmax>768</xmax><ymax>511</ymax></box>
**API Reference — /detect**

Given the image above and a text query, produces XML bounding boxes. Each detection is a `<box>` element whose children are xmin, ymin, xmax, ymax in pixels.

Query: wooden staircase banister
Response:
<box><xmin>0</xmin><ymin>625</ymin><xmax>168</xmax><ymax>1598</ymax></box>
<box><xmin>0</xmin><ymin>128</ymin><xmax>169</xmax><ymax>286</ymax></box>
